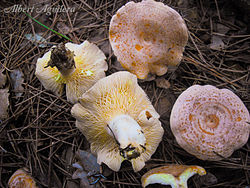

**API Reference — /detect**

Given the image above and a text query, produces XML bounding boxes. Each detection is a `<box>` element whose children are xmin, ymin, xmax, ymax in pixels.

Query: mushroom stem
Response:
<box><xmin>46</xmin><ymin>43</ymin><xmax>76</xmax><ymax>77</ymax></box>
<box><xmin>107</xmin><ymin>114</ymin><xmax>146</xmax><ymax>160</ymax></box>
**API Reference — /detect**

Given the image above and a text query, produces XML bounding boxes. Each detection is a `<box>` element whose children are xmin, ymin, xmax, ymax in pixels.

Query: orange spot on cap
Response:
<box><xmin>189</xmin><ymin>114</ymin><xmax>193</xmax><ymax>121</ymax></box>
<box><xmin>135</xmin><ymin>44</ymin><xmax>143</xmax><ymax>51</ymax></box>
<box><xmin>236</xmin><ymin>117</ymin><xmax>242</xmax><ymax>122</ymax></box>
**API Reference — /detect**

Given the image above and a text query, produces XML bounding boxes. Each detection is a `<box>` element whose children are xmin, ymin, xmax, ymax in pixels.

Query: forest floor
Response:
<box><xmin>0</xmin><ymin>0</ymin><xmax>249</xmax><ymax>187</ymax></box>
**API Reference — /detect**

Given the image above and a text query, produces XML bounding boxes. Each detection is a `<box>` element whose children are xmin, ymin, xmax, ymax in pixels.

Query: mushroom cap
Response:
<box><xmin>8</xmin><ymin>168</ymin><xmax>38</xmax><ymax>188</ymax></box>
<box><xmin>35</xmin><ymin>41</ymin><xmax>107</xmax><ymax>103</ymax></box>
<box><xmin>141</xmin><ymin>164</ymin><xmax>206</xmax><ymax>188</ymax></box>
<box><xmin>71</xmin><ymin>71</ymin><xmax>164</xmax><ymax>172</ymax></box>
<box><xmin>109</xmin><ymin>0</ymin><xmax>188</xmax><ymax>79</ymax></box>
<box><xmin>170</xmin><ymin>85</ymin><xmax>250</xmax><ymax>160</ymax></box>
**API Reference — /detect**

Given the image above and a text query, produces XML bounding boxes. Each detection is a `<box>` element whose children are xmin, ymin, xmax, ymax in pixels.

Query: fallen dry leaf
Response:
<box><xmin>209</xmin><ymin>35</ymin><xmax>225</xmax><ymax>50</ymax></box>
<box><xmin>155</xmin><ymin>77</ymin><xmax>171</xmax><ymax>89</ymax></box>
<box><xmin>72</xmin><ymin>150</ymin><xmax>101</xmax><ymax>188</ymax></box>
<box><xmin>65</xmin><ymin>181</ymin><xmax>79</xmax><ymax>188</ymax></box>
<box><xmin>0</xmin><ymin>88</ymin><xmax>9</xmax><ymax>120</ymax></box>
<box><xmin>57</xmin><ymin>22</ymin><xmax>71</xmax><ymax>35</ymax></box>
<box><xmin>198</xmin><ymin>172</ymin><xmax>218</xmax><ymax>186</ymax></box>
<box><xmin>10</xmin><ymin>69</ymin><xmax>24</xmax><ymax>97</ymax></box>
<box><xmin>0</xmin><ymin>70</ymin><xmax>6</xmax><ymax>88</ymax></box>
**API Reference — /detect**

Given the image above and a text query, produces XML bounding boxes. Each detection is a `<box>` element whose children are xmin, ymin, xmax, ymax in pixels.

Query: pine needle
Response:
<box><xmin>23</xmin><ymin>12</ymin><xmax>72</xmax><ymax>42</ymax></box>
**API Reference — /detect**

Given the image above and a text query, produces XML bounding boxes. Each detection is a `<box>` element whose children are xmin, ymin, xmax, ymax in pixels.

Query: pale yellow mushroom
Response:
<box><xmin>141</xmin><ymin>164</ymin><xmax>206</xmax><ymax>188</ymax></box>
<box><xmin>71</xmin><ymin>71</ymin><xmax>164</xmax><ymax>172</ymax></box>
<box><xmin>8</xmin><ymin>168</ymin><xmax>38</xmax><ymax>188</ymax></box>
<box><xmin>170</xmin><ymin>85</ymin><xmax>250</xmax><ymax>160</ymax></box>
<box><xmin>109</xmin><ymin>0</ymin><xmax>188</xmax><ymax>79</ymax></box>
<box><xmin>35</xmin><ymin>41</ymin><xmax>108</xmax><ymax>103</ymax></box>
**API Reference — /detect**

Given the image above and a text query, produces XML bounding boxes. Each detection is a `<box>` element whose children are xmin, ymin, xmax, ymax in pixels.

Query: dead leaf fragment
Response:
<box><xmin>217</xmin><ymin>23</ymin><xmax>230</xmax><ymax>34</ymax></box>
<box><xmin>57</xmin><ymin>22</ymin><xmax>71</xmax><ymax>35</ymax></box>
<box><xmin>209</xmin><ymin>35</ymin><xmax>225</xmax><ymax>50</ymax></box>
<box><xmin>198</xmin><ymin>172</ymin><xmax>218</xmax><ymax>186</ymax></box>
<box><xmin>10</xmin><ymin>69</ymin><xmax>24</xmax><ymax>97</ymax></box>
<box><xmin>0</xmin><ymin>71</ymin><xmax>6</xmax><ymax>88</ymax></box>
<box><xmin>72</xmin><ymin>150</ymin><xmax>101</xmax><ymax>188</ymax></box>
<box><xmin>25</xmin><ymin>34</ymin><xmax>48</xmax><ymax>48</ymax></box>
<box><xmin>155</xmin><ymin>77</ymin><xmax>171</xmax><ymax>89</ymax></box>
<box><xmin>75</xmin><ymin>150</ymin><xmax>100</xmax><ymax>174</ymax></box>
<box><xmin>0</xmin><ymin>88</ymin><xmax>9</xmax><ymax>120</ymax></box>
<box><xmin>65</xmin><ymin>181</ymin><xmax>79</xmax><ymax>188</ymax></box>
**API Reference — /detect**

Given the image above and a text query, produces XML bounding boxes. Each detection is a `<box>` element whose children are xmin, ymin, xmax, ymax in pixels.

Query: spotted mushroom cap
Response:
<box><xmin>35</xmin><ymin>41</ymin><xmax>107</xmax><ymax>103</ymax></box>
<box><xmin>170</xmin><ymin>85</ymin><xmax>250</xmax><ymax>160</ymax></box>
<box><xmin>109</xmin><ymin>0</ymin><xmax>188</xmax><ymax>79</ymax></box>
<box><xmin>71</xmin><ymin>71</ymin><xmax>164</xmax><ymax>172</ymax></box>
<box><xmin>141</xmin><ymin>164</ymin><xmax>206</xmax><ymax>188</ymax></box>
<box><xmin>8</xmin><ymin>168</ymin><xmax>38</xmax><ymax>188</ymax></box>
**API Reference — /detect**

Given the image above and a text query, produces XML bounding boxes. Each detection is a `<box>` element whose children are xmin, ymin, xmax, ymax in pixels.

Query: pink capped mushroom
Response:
<box><xmin>109</xmin><ymin>0</ymin><xmax>188</xmax><ymax>79</ymax></box>
<box><xmin>170</xmin><ymin>85</ymin><xmax>250</xmax><ymax>160</ymax></box>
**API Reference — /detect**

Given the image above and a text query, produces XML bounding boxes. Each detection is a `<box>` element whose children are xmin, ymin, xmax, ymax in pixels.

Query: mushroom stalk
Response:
<box><xmin>57</xmin><ymin>66</ymin><xmax>75</xmax><ymax>77</ymax></box>
<box><xmin>107</xmin><ymin>114</ymin><xmax>146</xmax><ymax>160</ymax></box>
<box><xmin>47</xmin><ymin>43</ymin><xmax>76</xmax><ymax>77</ymax></box>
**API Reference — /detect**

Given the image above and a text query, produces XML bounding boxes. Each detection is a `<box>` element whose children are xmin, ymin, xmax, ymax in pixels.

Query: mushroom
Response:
<box><xmin>141</xmin><ymin>164</ymin><xmax>206</xmax><ymax>188</ymax></box>
<box><xmin>170</xmin><ymin>85</ymin><xmax>250</xmax><ymax>160</ymax></box>
<box><xmin>8</xmin><ymin>168</ymin><xmax>38</xmax><ymax>188</ymax></box>
<box><xmin>71</xmin><ymin>71</ymin><xmax>164</xmax><ymax>172</ymax></box>
<box><xmin>35</xmin><ymin>41</ymin><xmax>107</xmax><ymax>103</ymax></box>
<box><xmin>109</xmin><ymin>0</ymin><xmax>188</xmax><ymax>79</ymax></box>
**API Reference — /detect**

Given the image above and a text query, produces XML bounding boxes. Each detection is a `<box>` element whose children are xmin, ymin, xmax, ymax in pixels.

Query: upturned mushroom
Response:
<box><xmin>71</xmin><ymin>71</ymin><xmax>164</xmax><ymax>172</ymax></box>
<box><xmin>8</xmin><ymin>168</ymin><xmax>38</xmax><ymax>188</ymax></box>
<box><xmin>35</xmin><ymin>41</ymin><xmax>107</xmax><ymax>103</ymax></box>
<box><xmin>109</xmin><ymin>0</ymin><xmax>188</xmax><ymax>79</ymax></box>
<box><xmin>170</xmin><ymin>85</ymin><xmax>250</xmax><ymax>160</ymax></box>
<box><xmin>141</xmin><ymin>164</ymin><xmax>206</xmax><ymax>188</ymax></box>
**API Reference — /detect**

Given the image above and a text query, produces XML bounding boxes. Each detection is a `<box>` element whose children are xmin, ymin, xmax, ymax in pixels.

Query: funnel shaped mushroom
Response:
<box><xmin>170</xmin><ymin>85</ymin><xmax>250</xmax><ymax>160</ymax></box>
<box><xmin>71</xmin><ymin>71</ymin><xmax>164</xmax><ymax>172</ymax></box>
<box><xmin>35</xmin><ymin>41</ymin><xmax>107</xmax><ymax>103</ymax></box>
<box><xmin>8</xmin><ymin>168</ymin><xmax>38</xmax><ymax>188</ymax></box>
<box><xmin>141</xmin><ymin>165</ymin><xmax>206</xmax><ymax>188</ymax></box>
<box><xmin>109</xmin><ymin>0</ymin><xmax>188</xmax><ymax>79</ymax></box>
